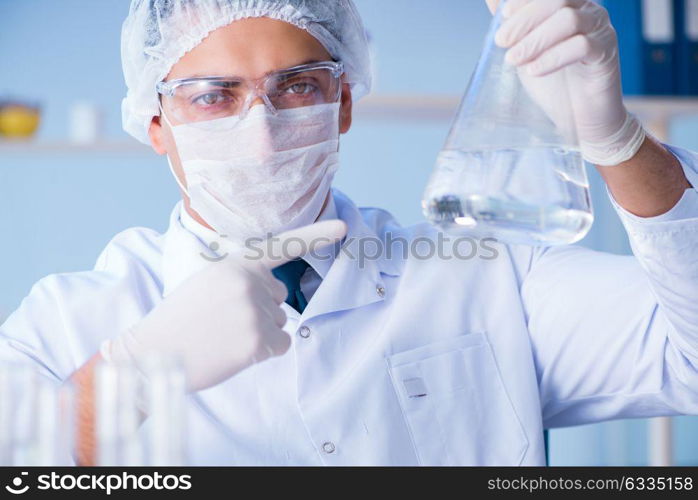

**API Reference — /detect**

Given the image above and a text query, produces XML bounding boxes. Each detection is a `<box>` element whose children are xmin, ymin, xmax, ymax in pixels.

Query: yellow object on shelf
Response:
<box><xmin>0</xmin><ymin>105</ymin><xmax>41</xmax><ymax>138</ymax></box>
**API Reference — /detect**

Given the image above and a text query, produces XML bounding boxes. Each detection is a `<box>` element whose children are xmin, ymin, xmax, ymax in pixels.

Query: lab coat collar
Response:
<box><xmin>332</xmin><ymin>189</ymin><xmax>403</xmax><ymax>278</ymax></box>
<box><xmin>161</xmin><ymin>203</ymin><xmax>215</xmax><ymax>298</ymax></box>
<box><xmin>161</xmin><ymin>189</ymin><xmax>403</xmax><ymax>301</ymax></box>
<box><xmin>300</xmin><ymin>194</ymin><xmax>337</xmax><ymax>280</ymax></box>
<box><xmin>298</xmin><ymin>190</ymin><xmax>404</xmax><ymax>321</ymax></box>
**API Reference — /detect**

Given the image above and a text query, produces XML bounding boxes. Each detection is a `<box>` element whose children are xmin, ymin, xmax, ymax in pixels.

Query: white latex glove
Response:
<box><xmin>101</xmin><ymin>220</ymin><xmax>347</xmax><ymax>392</ymax></box>
<box><xmin>485</xmin><ymin>0</ymin><xmax>646</xmax><ymax>166</ymax></box>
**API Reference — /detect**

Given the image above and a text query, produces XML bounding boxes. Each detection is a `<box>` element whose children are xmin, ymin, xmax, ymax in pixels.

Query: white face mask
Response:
<box><xmin>164</xmin><ymin>102</ymin><xmax>341</xmax><ymax>241</ymax></box>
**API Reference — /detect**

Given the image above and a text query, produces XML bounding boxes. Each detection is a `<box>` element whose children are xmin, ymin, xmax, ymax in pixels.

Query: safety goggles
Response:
<box><xmin>156</xmin><ymin>60</ymin><xmax>344</xmax><ymax>127</ymax></box>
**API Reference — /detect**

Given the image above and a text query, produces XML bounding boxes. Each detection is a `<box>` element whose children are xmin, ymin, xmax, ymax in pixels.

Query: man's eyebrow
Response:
<box><xmin>296</xmin><ymin>59</ymin><xmax>322</xmax><ymax>66</ymax></box>
<box><xmin>176</xmin><ymin>73</ymin><xmax>241</xmax><ymax>80</ymax></box>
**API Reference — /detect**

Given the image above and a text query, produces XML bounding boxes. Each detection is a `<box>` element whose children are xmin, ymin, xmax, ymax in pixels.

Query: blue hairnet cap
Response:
<box><xmin>121</xmin><ymin>0</ymin><xmax>372</xmax><ymax>144</ymax></box>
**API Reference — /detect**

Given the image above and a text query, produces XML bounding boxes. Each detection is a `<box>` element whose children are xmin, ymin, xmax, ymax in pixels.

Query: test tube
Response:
<box><xmin>141</xmin><ymin>355</ymin><xmax>187</xmax><ymax>466</ymax></box>
<box><xmin>95</xmin><ymin>361</ymin><xmax>145</xmax><ymax>466</ymax></box>
<box><xmin>95</xmin><ymin>355</ymin><xmax>187</xmax><ymax>466</ymax></box>
<box><xmin>0</xmin><ymin>364</ymin><xmax>13</xmax><ymax>465</ymax></box>
<box><xmin>0</xmin><ymin>363</ymin><xmax>74</xmax><ymax>465</ymax></box>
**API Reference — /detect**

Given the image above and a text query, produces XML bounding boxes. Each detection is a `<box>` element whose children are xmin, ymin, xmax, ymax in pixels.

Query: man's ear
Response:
<box><xmin>485</xmin><ymin>0</ymin><xmax>499</xmax><ymax>15</ymax></box>
<box><xmin>148</xmin><ymin>115</ymin><xmax>167</xmax><ymax>155</ymax></box>
<box><xmin>339</xmin><ymin>82</ymin><xmax>353</xmax><ymax>135</ymax></box>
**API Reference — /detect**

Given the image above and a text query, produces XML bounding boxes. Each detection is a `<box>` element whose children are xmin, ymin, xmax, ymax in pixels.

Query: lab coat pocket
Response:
<box><xmin>387</xmin><ymin>332</ymin><xmax>528</xmax><ymax>465</ymax></box>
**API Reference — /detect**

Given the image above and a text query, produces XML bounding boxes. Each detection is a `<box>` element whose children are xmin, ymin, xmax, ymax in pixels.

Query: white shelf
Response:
<box><xmin>0</xmin><ymin>140</ymin><xmax>150</xmax><ymax>154</ymax></box>
<box><xmin>1</xmin><ymin>95</ymin><xmax>696</xmax><ymax>154</ymax></box>
<box><xmin>358</xmin><ymin>94</ymin><xmax>698</xmax><ymax>124</ymax></box>
<box><xmin>355</xmin><ymin>94</ymin><xmax>461</xmax><ymax>121</ymax></box>
<box><xmin>625</xmin><ymin>96</ymin><xmax>698</xmax><ymax>116</ymax></box>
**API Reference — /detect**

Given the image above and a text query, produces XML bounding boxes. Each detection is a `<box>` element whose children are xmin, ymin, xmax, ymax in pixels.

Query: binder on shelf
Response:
<box><xmin>643</xmin><ymin>0</ymin><xmax>676</xmax><ymax>95</ymax></box>
<box><xmin>603</xmin><ymin>0</ymin><xmax>644</xmax><ymax>95</ymax></box>
<box><xmin>603</xmin><ymin>0</ymin><xmax>676</xmax><ymax>95</ymax></box>
<box><xmin>675</xmin><ymin>0</ymin><xmax>698</xmax><ymax>95</ymax></box>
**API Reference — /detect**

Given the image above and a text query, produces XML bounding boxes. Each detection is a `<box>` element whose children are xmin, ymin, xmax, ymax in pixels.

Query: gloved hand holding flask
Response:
<box><xmin>423</xmin><ymin>0</ymin><xmax>646</xmax><ymax>246</ymax></box>
<box><xmin>487</xmin><ymin>0</ymin><xmax>645</xmax><ymax>166</ymax></box>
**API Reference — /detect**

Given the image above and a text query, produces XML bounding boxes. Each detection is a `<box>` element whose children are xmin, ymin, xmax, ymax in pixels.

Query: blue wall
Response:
<box><xmin>0</xmin><ymin>0</ymin><xmax>695</xmax><ymax>465</ymax></box>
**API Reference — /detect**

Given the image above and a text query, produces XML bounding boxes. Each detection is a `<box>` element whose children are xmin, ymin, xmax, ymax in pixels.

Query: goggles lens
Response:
<box><xmin>159</xmin><ymin>62</ymin><xmax>343</xmax><ymax>126</ymax></box>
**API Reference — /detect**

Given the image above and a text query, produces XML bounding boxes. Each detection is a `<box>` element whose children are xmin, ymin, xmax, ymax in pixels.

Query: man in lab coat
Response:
<box><xmin>2</xmin><ymin>0</ymin><xmax>697</xmax><ymax>465</ymax></box>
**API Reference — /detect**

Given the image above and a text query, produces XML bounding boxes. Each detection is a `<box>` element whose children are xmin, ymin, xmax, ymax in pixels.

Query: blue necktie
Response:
<box><xmin>272</xmin><ymin>259</ymin><xmax>310</xmax><ymax>314</ymax></box>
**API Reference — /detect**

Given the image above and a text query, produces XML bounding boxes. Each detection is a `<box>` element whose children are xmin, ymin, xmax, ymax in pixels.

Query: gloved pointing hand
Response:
<box><xmin>101</xmin><ymin>220</ymin><xmax>347</xmax><ymax>392</ymax></box>
<box><xmin>485</xmin><ymin>0</ymin><xmax>646</xmax><ymax>166</ymax></box>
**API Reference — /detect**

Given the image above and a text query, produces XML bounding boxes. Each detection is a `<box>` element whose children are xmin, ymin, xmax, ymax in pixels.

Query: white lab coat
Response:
<box><xmin>2</xmin><ymin>146</ymin><xmax>698</xmax><ymax>466</ymax></box>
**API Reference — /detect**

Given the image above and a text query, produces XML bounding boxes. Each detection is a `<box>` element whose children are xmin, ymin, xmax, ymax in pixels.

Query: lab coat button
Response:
<box><xmin>298</xmin><ymin>326</ymin><xmax>311</xmax><ymax>339</ymax></box>
<box><xmin>376</xmin><ymin>285</ymin><xmax>386</xmax><ymax>298</ymax></box>
<box><xmin>322</xmin><ymin>442</ymin><xmax>336</xmax><ymax>454</ymax></box>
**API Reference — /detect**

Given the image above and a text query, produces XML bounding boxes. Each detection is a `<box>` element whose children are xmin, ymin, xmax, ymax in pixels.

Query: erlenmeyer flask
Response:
<box><xmin>422</xmin><ymin>2</ymin><xmax>593</xmax><ymax>246</ymax></box>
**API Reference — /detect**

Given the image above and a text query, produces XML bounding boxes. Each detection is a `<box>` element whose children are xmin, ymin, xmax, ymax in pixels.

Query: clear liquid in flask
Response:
<box><xmin>423</xmin><ymin>147</ymin><xmax>593</xmax><ymax>245</ymax></box>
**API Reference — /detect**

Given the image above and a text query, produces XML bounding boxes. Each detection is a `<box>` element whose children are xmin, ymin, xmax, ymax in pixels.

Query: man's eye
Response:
<box><xmin>284</xmin><ymin>82</ymin><xmax>317</xmax><ymax>95</ymax></box>
<box><xmin>192</xmin><ymin>92</ymin><xmax>227</xmax><ymax>106</ymax></box>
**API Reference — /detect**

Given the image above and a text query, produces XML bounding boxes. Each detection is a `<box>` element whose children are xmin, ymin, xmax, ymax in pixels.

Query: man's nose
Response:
<box><xmin>244</xmin><ymin>90</ymin><xmax>276</xmax><ymax>116</ymax></box>
<box><xmin>249</xmin><ymin>96</ymin><xmax>266</xmax><ymax>109</ymax></box>
<box><xmin>244</xmin><ymin>97</ymin><xmax>277</xmax><ymax>158</ymax></box>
